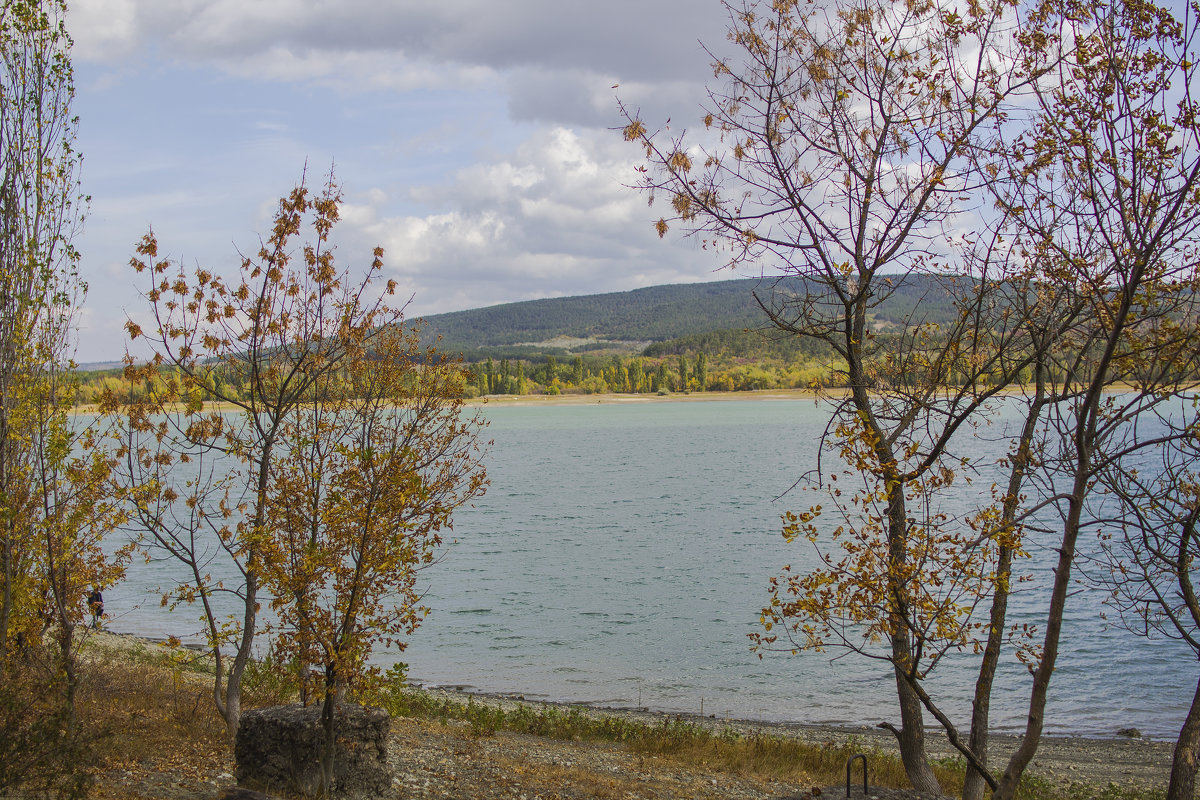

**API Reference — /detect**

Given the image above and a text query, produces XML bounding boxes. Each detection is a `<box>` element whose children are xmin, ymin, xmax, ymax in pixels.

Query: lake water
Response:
<box><xmin>106</xmin><ymin>398</ymin><xmax>1195</xmax><ymax>739</ymax></box>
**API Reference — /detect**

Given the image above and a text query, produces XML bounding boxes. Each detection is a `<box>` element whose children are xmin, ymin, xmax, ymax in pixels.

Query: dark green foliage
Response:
<box><xmin>643</xmin><ymin>326</ymin><xmax>834</xmax><ymax>361</ymax></box>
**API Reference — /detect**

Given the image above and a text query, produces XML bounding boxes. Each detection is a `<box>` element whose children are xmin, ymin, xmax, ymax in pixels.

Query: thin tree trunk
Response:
<box><xmin>965</xmin><ymin>382</ymin><xmax>1045</xmax><ymax>800</ymax></box>
<box><xmin>222</xmin><ymin>567</ymin><xmax>256</xmax><ymax>741</ymax></box>
<box><xmin>319</xmin><ymin>676</ymin><xmax>338</xmax><ymax>799</ymax></box>
<box><xmin>993</xmin><ymin>485</ymin><xmax>1084</xmax><ymax>800</ymax></box>
<box><xmin>0</xmin><ymin>519</ymin><xmax>12</xmax><ymax>670</ymax></box>
<box><xmin>1168</xmin><ymin>669</ymin><xmax>1200</xmax><ymax>800</ymax></box>
<box><xmin>962</xmin><ymin>543</ymin><xmax>1009</xmax><ymax>800</ymax></box>
<box><xmin>886</xmin><ymin>489</ymin><xmax>942</xmax><ymax>795</ymax></box>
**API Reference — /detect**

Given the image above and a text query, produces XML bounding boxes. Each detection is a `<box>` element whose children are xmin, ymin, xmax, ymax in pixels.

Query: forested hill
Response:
<box><xmin>415</xmin><ymin>274</ymin><xmax>962</xmax><ymax>360</ymax></box>
<box><xmin>414</xmin><ymin>279</ymin><xmax>769</xmax><ymax>353</ymax></box>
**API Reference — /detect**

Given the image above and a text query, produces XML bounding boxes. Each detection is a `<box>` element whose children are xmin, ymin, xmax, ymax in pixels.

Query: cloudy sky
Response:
<box><xmin>63</xmin><ymin>0</ymin><xmax>746</xmax><ymax>364</ymax></box>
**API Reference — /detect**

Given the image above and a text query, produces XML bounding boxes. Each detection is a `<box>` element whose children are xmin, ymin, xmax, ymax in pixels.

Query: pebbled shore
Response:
<box><xmin>85</xmin><ymin>631</ymin><xmax>1172</xmax><ymax>798</ymax></box>
<box><xmin>411</xmin><ymin>685</ymin><xmax>1174</xmax><ymax>793</ymax></box>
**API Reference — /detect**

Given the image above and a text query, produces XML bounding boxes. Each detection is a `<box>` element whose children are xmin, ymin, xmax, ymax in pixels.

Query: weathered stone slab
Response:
<box><xmin>234</xmin><ymin>703</ymin><xmax>391</xmax><ymax>799</ymax></box>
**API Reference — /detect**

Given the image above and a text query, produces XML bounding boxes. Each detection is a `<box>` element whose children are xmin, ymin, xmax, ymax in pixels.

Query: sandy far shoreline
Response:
<box><xmin>76</xmin><ymin>383</ymin><xmax>1142</xmax><ymax>415</ymax></box>
<box><xmin>67</xmin><ymin>388</ymin><xmax>825</xmax><ymax>416</ymax></box>
<box><xmin>466</xmin><ymin>388</ymin><xmax>826</xmax><ymax>407</ymax></box>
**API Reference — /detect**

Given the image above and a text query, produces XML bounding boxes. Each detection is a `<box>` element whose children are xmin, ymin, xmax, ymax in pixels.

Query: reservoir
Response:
<box><xmin>107</xmin><ymin>397</ymin><xmax>1195</xmax><ymax>739</ymax></box>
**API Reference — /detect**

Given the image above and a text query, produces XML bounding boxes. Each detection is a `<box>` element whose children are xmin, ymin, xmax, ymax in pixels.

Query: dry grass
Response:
<box><xmin>637</xmin><ymin>731</ymin><xmax>926</xmax><ymax>788</ymax></box>
<box><xmin>377</xmin><ymin>686</ymin><xmax>961</xmax><ymax>792</ymax></box>
<box><xmin>11</xmin><ymin>640</ymin><xmax>1162</xmax><ymax>800</ymax></box>
<box><xmin>72</xmin><ymin>641</ymin><xmax>231</xmax><ymax>798</ymax></box>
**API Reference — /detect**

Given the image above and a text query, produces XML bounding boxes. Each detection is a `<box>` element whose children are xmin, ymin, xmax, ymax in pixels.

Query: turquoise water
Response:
<box><xmin>107</xmin><ymin>398</ymin><xmax>1195</xmax><ymax>738</ymax></box>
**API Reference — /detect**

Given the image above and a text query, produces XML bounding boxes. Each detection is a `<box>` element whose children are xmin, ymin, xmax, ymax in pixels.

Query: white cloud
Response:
<box><xmin>67</xmin><ymin>0</ymin><xmax>141</xmax><ymax>61</ymax></box>
<box><xmin>64</xmin><ymin>0</ymin><xmax>741</xmax><ymax>361</ymax></box>
<box><xmin>69</xmin><ymin>0</ymin><xmax>730</xmax><ymax>98</ymax></box>
<box><xmin>328</xmin><ymin>125</ymin><xmax>727</xmax><ymax>319</ymax></box>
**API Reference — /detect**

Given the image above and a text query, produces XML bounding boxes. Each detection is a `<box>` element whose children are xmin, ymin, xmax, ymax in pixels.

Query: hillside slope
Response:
<box><xmin>415</xmin><ymin>279</ymin><xmax>770</xmax><ymax>350</ymax></box>
<box><xmin>415</xmin><ymin>274</ymin><xmax>961</xmax><ymax>358</ymax></box>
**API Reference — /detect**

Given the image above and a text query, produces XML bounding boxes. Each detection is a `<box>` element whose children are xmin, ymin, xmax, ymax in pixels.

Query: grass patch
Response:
<box><xmin>80</xmin><ymin>653</ymin><xmax>226</xmax><ymax>764</ymax></box>
<box><xmin>368</xmin><ymin>683</ymin><xmax>952</xmax><ymax>789</ymax></box>
<box><xmin>46</xmin><ymin>641</ymin><xmax>1171</xmax><ymax>800</ymax></box>
<box><xmin>369</xmin><ymin>683</ymin><xmax>1170</xmax><ymax>800</ymax></box>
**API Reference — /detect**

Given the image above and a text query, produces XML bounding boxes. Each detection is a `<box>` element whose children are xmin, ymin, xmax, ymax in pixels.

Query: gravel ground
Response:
<box><xmin>404</xmin><ymin>688</ymin><xmax>1175</xmax><ymax>794</ymax></box>
<box><xmin>84</xmin><ymin>634</ymin><xmax>1174</xmax><ymax>798</ymax></box>
<box><xmin>388</xmin><ymin>716</ymin><xmax>801</xmax><ymax>800</ymax></box>
<box><xmin>92</xmin><ymin>706</ymin><xmax>1174</xmax><ymax>800</ymax></box>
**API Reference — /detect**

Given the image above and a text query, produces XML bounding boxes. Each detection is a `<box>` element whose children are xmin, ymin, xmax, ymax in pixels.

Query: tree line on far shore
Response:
<box><xmin>73</xmin><ymin>317</ymin><xmax>1166</xmax><ymax>402</ymax></box>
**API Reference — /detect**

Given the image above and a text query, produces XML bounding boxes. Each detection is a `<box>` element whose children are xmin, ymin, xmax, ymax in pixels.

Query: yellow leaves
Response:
<box><xmin>668</xmin><ymin>150</ymin><xmax>693</xmax><ymax>174</ymax></box>
<box><xmin>671</xmin><ymin>192</ymin><xmax>694</xmax><ymax>219</ymax></box>
<box><xmin>622</xmin><ymin>120</ymin><xmax>646</xmax><ymax>141</ymax></box>
<box><xmin>807</xmin><ymin>46</ymin><xmax>833</xmax><ymax>82</ymax></box>
<box><xmin>114</xmin><ymin>173</ymin><xmax>493</xmax><ymax>712</ymax></box>
<box><xmin>655</xmin><ymin>218</ymin><xmax>669</xmax><ymax>238</ymax></box>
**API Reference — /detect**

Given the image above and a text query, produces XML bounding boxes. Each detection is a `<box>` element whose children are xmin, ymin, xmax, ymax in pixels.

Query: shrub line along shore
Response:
<box><xmin>89</xmin><ymin>630</ymin><xmax>1174</xmax><ymax>792</ymax></box>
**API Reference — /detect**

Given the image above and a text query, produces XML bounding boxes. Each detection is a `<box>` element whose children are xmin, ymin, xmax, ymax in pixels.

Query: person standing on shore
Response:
<box><xmin>87</xmin><ymin>588</ymin><xmax>104</xmax><ymax>629</ymax></box>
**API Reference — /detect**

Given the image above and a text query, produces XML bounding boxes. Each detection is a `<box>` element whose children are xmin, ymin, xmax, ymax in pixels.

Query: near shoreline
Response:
<box><xmin>91</xmin><ymin>630</ymin><xmax>1176</xmax><ymax>793</ymax></box>
<box><xmin>403</xmin><ymin>683</ymin><xmax>1174</xmax><ymax>792</ymax></box>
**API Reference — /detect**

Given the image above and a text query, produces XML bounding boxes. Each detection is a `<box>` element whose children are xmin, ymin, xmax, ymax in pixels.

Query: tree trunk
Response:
<box><xmin>1168</xmin><ymin>669</ymin><xmax>1200</xmax><ymax>800</ymax></box>
<box><xmin>962</xmin><ymin>544</ymin><xmax>1009</xmax><ymax>800</ymax></box>
<box><xmin>0</xmin><ymin>520</ymin><xmax>11</xmax><ymax>671</ymax></box>
<box><xmin>966</xmin><ymin>374</ymin><xmax>1046</xmax><ymax>800</ymax></box>
<box><xmin>885</xmin><ymin>485</ymin><xmax>942</xmax><ymax>795</ymax></box>
<box><xmin>993</xmin><ymin>489</ymin><xmax>1083</xmax><ymax>800</ymax></box>
<box><xmin>222</xmin><ymin>569</ymin><xmax>256</xmax><ymax>742</ymax></box>
<box><xmin>319</xmin><ymin>677</ymin><xmax>339</xmax><ymax>799</ymax></box>
<box><xmin>890</xmin><ymin>666</ymin><xmax>943</xmax><ymax>794</ymax></box>
<box><xmin>57</xmin><ymin>619</ymin><xmax>78</xmax><ymax>732</ymax></box>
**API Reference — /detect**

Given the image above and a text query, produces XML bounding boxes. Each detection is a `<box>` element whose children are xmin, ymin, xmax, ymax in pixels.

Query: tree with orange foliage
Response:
<box><xmin>624</xmin><ymin>0</ymin><xmax>1200</xmax><ymax>797</ymax></box>
<box><xmin>117</xmin><ymin>174</ymin><xmax>488</xmax><ymax>761</ymax></box>
<box><xmin>263</xmin><ymin>322</ymin><xmax>487</xmax><ymax>794</ymax></box>
<box><xmin>622</xmin><ymin>0</ymin><xmax>1053</xmax><ymax>791</ymax></box>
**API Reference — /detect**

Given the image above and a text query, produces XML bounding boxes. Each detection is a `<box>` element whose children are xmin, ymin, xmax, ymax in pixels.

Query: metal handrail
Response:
<box><xmin>846</xmin><ymin>753</ymin><xmax>868</xmax><ymax>797</ymax></box>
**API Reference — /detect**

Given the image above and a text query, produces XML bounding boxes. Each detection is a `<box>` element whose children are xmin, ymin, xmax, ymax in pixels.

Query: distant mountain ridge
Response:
<box><xmin>415</xmin><ymin>279</ymin><xmax>772</xmax><ymax>352</ymax></box>
<box><xmin>74</xmin><ymin>274</ymin><xmax>963</xmax><ymax>371</ymax></box>
<box><xmin>415</xmin><ymin>274</ymin><xmax>961</xmax><ymax>359</ymax></box>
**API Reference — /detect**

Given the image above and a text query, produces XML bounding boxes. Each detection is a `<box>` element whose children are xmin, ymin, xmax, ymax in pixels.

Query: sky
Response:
<box><xmin>65</xmin><ymin>0</ymin><xmax>743</xmax><ymax>364</ymax></box>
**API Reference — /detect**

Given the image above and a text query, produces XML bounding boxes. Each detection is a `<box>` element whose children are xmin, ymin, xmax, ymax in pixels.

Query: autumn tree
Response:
<box><xmin>630</xmin><ymin>0</ymin><xmax>1200</xmax><ymax>792</ymax></box>
<box><xmin>114</xmin><ymin>174</ymin><xmax>477</xmax><ymax>744</ymax></box>
<box><xmin>0</xmin><ymin>0</ymin><xmax>83</xmax><ymax>668</ymax></box>
<box><xmin>980</xmin><ymin>1</ymin><xmax>1200</xmax><ymax>796</ymax></box>
<box><xmin>0</xmin><ymin>1</ymin><xmax>126</xmax><ymax>794</ymax></box>
<box><xmin>261</xmin><ymin>323</ymin><xmax>486</xmax><ymax>795</ymax></box>
<box><xmin>622</xmin><ymin>0</ymin><xmax>1056</xmax><ymax>790</ymax></box>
